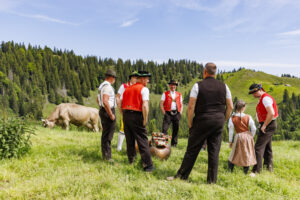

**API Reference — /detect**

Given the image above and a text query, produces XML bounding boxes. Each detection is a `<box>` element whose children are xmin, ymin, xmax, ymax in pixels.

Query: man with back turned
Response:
<box><xmin>121</xmin><ymin>71</ymin><xmax>154</xmax><ymax>172</ymax></box>
<box><xmin>168</xmin><ymin>62</ymin><xmax>233</xmax><ymax>184</ymax></box>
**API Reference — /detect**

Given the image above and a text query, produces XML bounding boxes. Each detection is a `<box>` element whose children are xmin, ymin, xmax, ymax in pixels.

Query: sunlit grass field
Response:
<box><xmin>0</xmin><ymin>127</ymin><xmax>299</xmax><ymax>200</ymax></box>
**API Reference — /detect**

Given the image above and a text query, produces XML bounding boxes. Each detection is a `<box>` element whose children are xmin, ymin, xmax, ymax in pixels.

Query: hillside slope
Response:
<box><xmin>224</xmin><ymin>69</ymin><xmax>300</xmax><ymax>116</ymax></box>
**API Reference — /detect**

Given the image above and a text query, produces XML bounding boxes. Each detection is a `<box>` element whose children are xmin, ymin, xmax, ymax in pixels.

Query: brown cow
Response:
<box><xmin>42</xmin><ymin>103</ymin><xmax>101</xmax><ymax>132</ymax></box>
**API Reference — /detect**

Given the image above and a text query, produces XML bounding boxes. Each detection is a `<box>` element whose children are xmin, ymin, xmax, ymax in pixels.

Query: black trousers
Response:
<box><xmin>99</xmin><ymin>108</ymin><xmax>116</xmax><ymax>160</ymax></box>
<box><xmin>252</xmin><ymin>120</ymin><xmax>277</xmax><ymax>173</ymax></box>
<box><xmin>123</xmin><ymin>110</ymin><xmax>153</xmax><ymax>168</ymax></box>
<box><xmin>176</xmin><ymin>114</ymin><xmax>225</xmax><ymax>184</ymax></box>
<box><xmin>162</xmin><ymin>111</ymin><xmax>181</xmax><ymax>146</ymax></box>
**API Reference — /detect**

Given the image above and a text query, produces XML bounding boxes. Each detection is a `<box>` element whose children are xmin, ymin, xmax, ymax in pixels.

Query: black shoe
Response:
<box><xmin>228</xmin><ymin>161</ymin><xmax>234</xmax><ymax>172</ymax></box>
<box><xmin>144</xmin><ymin>165</ymin><xmax>155</xmax><ymax>172</ymax></box>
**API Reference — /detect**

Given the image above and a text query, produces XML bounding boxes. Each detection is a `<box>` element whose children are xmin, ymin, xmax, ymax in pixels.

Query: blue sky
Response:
<box><xmin>1</xmin><ymin>0</ymin><xmax>300</xmax><ymax>77</ymax></box>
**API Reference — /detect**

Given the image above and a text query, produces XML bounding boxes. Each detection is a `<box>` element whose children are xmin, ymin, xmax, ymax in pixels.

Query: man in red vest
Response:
<box><xmin>249</xmin><ymin>83</ymin><xmax>278</xmax><ymax>175</ymax></box>
<box><xmin>121</xmin><ymin>71</ymin><xmax>154</xmax><ymax>172</ymax></box>
<box><xmin>116</xmin><ymin>71</ymin><xmax>139</xmax><ymax>151</ymax></box>
<box><xmin>160</xmin><ymin>80</ymin><xmax>183</xmax><ymax>147</ymax></box>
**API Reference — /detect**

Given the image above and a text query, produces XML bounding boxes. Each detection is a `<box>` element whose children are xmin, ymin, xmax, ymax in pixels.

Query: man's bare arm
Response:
<box><xmin>188</xmin><ymin>97</ymin><xmax>196</xmax><ymax>128</ymax></box>
<box><xmin>160</xmin><ymin>100</ymin><xmax>165</xmax><ymax>115</ymax></box>
<box><xmin>142</xmin><ymin>100</ymin><xmax>149</xmax><ymax>126</ymax></box>
<box><xmin>225</xmin><ymin>98</ymin><xmax>233</xmax><ymax>121</ymax></box>
<box><xmin>103</xmin><ymin>94</ymin><xmax>115</xmax><ymax>121</ymax></box>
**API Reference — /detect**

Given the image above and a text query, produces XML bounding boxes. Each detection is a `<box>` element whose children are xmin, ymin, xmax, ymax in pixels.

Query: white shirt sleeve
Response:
<box><xmin>228</xmin><ymin>117</ymin><xmax>234</xmax><ymax>142</ymax></box>
<box><xmin>161</xmin><ymin>93</ymin><xmax>165</xmax><ymax>101</ymax></box>
<box><xmin>262</xmin><ymin>96</ymin><xmax>273</xmax><ymax>108</ymax></box>
<box><xmin>117</xmin><ymin>84</ymin><xmax>125</xmax><ymax>95</ymax></box>
<box><xmin>180</xmin><ymin>94</ymin><xmax>183</xmax><ymax>103</ymax></box>
<box><xmin>248</xmin><ymin>115</ymin><xmax>257</xmax><ymax>137</ymax></box>
<box><xmin>102</xmin><ymin>85</ymin><xmax>111</xmax><ymax>95</ymax></box>
<box><xmin>225</xmin><ymin>84</ymin><xmax>232</xmax><ymax>99</ymax></box>
<box><xmin>190</xmin><ymin>83</ymin><xmax>198</xmax><ymax>98</ymax></box>
<box><xmin>141</xmin><ymin>87</ymin><xmax>149</xmax><ymax>101</ymax></box>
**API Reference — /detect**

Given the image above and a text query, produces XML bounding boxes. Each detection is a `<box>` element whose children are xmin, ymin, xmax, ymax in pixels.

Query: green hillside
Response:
<box><xmin>224</xmin><ymin>69</ymin><xmax>300</xmax><ymax>116</ymax></box>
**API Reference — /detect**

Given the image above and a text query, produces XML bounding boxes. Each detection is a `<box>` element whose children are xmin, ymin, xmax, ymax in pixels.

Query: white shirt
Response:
<box><xmin>120</xmin><ymin>86</ymin><xmax>149</xmax><ymax>101</ymax></box>
<box><xmin>141</xmin><ymin>87</ymin><xmax>149</xmax><ymax>101</ymax></box>
<box><xmin>98</xmin><ymin>80</ymin><xmax>116</xmax><ymax>108</ymax></box>
<box><xmin>190</xmin><ymin>82</ymin><xmax>232</xmax><ymax>99</ymax></box>
<box><xmin>228</xmin><ymin>113</ymin><xmax>256</xmax><ymax>142</ymax></box>
<box><xmin>117</xmin><ymin>82</ymin><xmax>133</xmax><ymax>96</ymax></box>
<box><xmin>161</xmin><ymin>91</ymin><xmax>183</xmax><ymax>111</ymax></box>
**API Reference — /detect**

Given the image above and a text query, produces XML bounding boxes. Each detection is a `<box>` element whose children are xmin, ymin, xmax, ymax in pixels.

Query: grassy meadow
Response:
<box><xmin>0</xmin><ymin>127</ymin><xmax>299</xmax><ymax>200</ymax></box>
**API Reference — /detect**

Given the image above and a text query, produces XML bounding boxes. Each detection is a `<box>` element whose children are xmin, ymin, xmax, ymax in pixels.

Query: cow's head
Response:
<box><xmin>42</xmin><ymin>119</ymin><xmax>55</xmax><ymax>128</ymax></box>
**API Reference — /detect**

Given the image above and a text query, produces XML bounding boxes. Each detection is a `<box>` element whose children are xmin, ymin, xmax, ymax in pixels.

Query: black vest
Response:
<box><xmin>194</xmin><ymin>77</ymin><xmax>226</xmax><ymax>116</ymax></box>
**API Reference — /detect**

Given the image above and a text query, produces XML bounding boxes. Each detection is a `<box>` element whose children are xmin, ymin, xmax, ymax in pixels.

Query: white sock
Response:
<box><xmin>117</xmin><ymin>132</ymin><xmax>125</xmax><ymax>151</ymax></box>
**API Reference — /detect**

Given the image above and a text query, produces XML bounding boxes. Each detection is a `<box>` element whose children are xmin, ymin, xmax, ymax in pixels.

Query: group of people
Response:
<box><xmin>97</xmin><ymin>62</ymin><xmax>278</xmax><ymax>183</ymax></box>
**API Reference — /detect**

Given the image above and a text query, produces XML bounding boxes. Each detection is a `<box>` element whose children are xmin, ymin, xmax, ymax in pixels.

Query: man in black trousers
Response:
<box><xmin>121</xmin><ymin>71</ymin><xmax>154</xmax><ymax>172</ymax></box>
<box><xmin>97</xmin><ymin>69</ymin><xmax>117</xmax><ymax>162</ymax></box>
<box><xmin>248</xmin><ymin>83</ymin><xmax>278</xmax><ymax>176</ymax></box>
<box><xmin>160</xmin><ymin>80</ymin><xmax>183</xmax><ymax>147</ymax></box>
<box><xmin>167</xmin><ymin>62</ymin><xmax>233</xmax><ymax>184</ymax></box>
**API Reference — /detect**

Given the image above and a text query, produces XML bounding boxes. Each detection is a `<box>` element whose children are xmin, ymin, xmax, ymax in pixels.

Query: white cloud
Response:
<box><xmin>169</xmin><ymin>0</ymin><xmax>240</xmax><ymax>14</ymax></box>
<box><xmin>6</xmin><ymin>10</ymin><xmax>79</xmax><ymax>25</ymax></box>
<box><xmin>120</xmin><ymin>18</ymin><xmax>139</xmax><ymax>27</ymax></box>
<box><xmin>278</xmin><ymin>29</ymin><xmax>300</xmax><ymax>36</ymax></box>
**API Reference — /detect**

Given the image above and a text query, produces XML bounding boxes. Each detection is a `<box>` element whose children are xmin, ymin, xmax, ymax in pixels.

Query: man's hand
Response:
<box><xmin>261</xmin><ymin>124</ymin><xmax>266</xmax><ymax>133</ymax></box>
<box><xmin>143</xmin><ymin>119</ymin><xmax>147</xmax><ymax>126</ymax></box>
<box><xmin>110</xmin><ymin>114</ymin><xmax>115</xmax><ymax>121</ymax></box>
<box><xmin>160</xmin><ymin>100</ymin><xmax>166</xmax><ymax>115</ymax></box>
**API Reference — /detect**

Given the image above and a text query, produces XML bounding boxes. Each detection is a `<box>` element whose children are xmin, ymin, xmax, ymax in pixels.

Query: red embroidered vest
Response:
<box><xmin>122</xmin><ymin>83</ymin><xmax>144</xmax><ymax>112</ymax></box>
<box><xmin>256</xmin><ymin>93</ymin><xmax>278</xmax><ymax>123</ymax></box>
<box><xmin>163</xmin><ymin>91</ymin><xmax>182</xmax><ymax>112</ymax></box>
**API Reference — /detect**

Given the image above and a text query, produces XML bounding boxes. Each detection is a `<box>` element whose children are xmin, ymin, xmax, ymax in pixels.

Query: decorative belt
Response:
<box><xmin>170</xmin><ymin>110</ymin><xmax>178</xmax><ymax>115</ymax></box>
<box><xmin>100</xmin><ymin>106</ymin><xmax>115</xmax><ymax>110</ymax></box>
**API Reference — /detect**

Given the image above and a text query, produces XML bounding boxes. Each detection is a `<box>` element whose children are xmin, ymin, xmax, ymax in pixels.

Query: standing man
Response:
<box><xmin>249</xmin><ymin>83</ymin><xmax>278</xmax><ymax>175</ymax></box>
<box><xmin>167</xmin><ymin>62</ymin><xmax>233</xmax><ymax>184</ymax></box>
<box><xmin>160</xmin><ymin>80</ymin><xmax>183</xmax><ymax>147</ymax></box>
<box><xmin>97</xmin><ymin>69</ymin><xmax>117</xmax><ymax>162</ymax></box>
<box><xmin>116</xmin><ymin>71</ymin><xmax>139</xmax><ymax>151</ymax></box>
<box><xmin>122</xmin><ymin>71</ymin><xmax>154</xmax><ymax>172</ymax></box>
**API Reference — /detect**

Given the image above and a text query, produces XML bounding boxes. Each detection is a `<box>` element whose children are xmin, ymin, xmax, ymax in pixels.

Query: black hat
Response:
<box><xmin>137</xmin><ymin>70</ymin><xmax>152</xmax><ymax>77</ymax></box>
<box><xmin>129</xmin><ymin>71</ymin><xmax>139</xmax><ymax>78</ymax></box>
<box><xmin>168</xmin><ymin>80</ymin><xmax>178</xmax><ymax>86</ymax></box>
<box><xmin>105</xmin><ymin>69</ymin><xmax>117</xmax><ymax>78</ymax></box>
<box><xmin>249</xmin><ymin>83</ymin><xmax>263</xmax><ymax>94</ymax></box>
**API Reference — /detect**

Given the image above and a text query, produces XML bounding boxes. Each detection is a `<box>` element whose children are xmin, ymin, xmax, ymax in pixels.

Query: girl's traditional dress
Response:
<box><xmin>228</xmin><ymin>113</ymin><xmax>257</xmax><ymax>173</ymax></box>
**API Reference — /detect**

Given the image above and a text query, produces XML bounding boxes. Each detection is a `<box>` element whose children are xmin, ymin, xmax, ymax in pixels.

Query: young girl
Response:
<box><xmin>228</xmin><ymin>100</ymin><xmax>257</xmax><ymax>175</ymax></box>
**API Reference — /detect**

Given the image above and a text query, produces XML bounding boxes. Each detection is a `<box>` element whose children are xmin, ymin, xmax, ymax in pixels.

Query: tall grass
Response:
<box><xmin>0</xmin><ymin>127</ymin><xmax>299</xmax><ymax>199</ymax></box>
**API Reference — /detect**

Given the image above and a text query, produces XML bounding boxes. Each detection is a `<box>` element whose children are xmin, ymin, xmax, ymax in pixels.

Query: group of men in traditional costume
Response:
<box><xmin>97</xmin><ymin>62</ymin><xmax>278</xmax><ymax>182</ymax></box>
